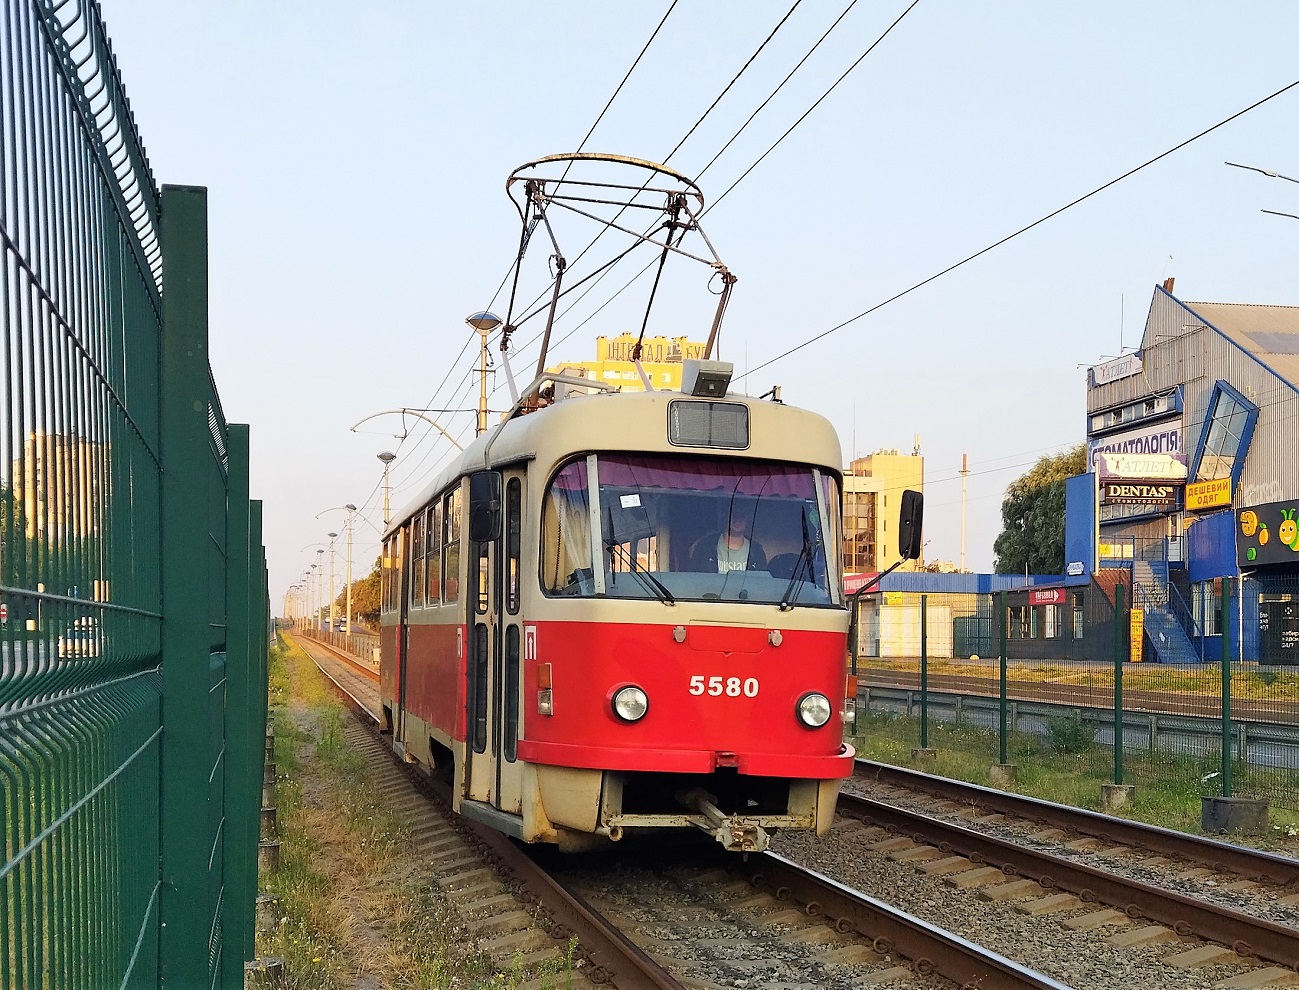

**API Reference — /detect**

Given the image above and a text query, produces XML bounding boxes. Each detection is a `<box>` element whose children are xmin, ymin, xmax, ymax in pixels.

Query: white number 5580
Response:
<box><xmin>689</xmin><ymin>675</ymin><xmax>759</xmax><ymax>698</ymax></box>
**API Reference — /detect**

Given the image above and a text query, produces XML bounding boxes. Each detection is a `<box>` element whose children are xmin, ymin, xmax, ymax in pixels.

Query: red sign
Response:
<box><xmin>1029</xmin><ymin>588</ymin><xmax>1066</xmax><ymax>606</ymax></box>
<box><xmin>0</xmin><ymin>602</ymin><xmax>7</xmax><ymax>624</ymax></box>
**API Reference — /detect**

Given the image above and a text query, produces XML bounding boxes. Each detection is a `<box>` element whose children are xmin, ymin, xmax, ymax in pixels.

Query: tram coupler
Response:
<box><xmin>678</xmin><ymin>787</ymin><xmax>771</xmax><ymax>853</ymax></box>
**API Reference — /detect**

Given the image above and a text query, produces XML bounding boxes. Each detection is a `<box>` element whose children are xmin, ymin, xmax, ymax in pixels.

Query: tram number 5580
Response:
<box><xmin>689</xmin><ymin>675</ymin><xmax>759</xmax><ymax>698</ymax></box>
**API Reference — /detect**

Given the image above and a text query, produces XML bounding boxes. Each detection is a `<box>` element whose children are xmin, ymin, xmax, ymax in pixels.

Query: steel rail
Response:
<box><xmin>856</xmin><ymin>759</ymin><xmax>1299</xmax><ymax>885</ymax></box>
<box><xmin>294</xmin><ymin>633</ymin><xmax>690</xmax><ymax>990</ymax></box>
<box><xmin>733</xmin><ymin>852</ymin><xmax>1071</xmax><ymax>990</ymax></box>
<box><xmin>840</xmin><ymin>791</ymin><xmax>1299</xmax><ymax>972</ymax></box>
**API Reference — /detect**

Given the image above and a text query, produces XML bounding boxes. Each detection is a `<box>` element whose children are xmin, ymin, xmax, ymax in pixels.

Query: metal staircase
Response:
<box><xmin>1132</xmin><ymin>560</ymin><xmax>1202</xmax><ymax>664</ymax></box>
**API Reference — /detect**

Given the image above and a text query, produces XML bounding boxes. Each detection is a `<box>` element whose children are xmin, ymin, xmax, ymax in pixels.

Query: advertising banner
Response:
<box><xmin>1186</xmin><ymin>477</ymin><xmax>1232</xmax><ymax>512</ymax></box>
<box><xmin>1089</xmin><ymin>354</ymin><xmax>1143</xmax><ymax>386</ymax></box>
<box><xmin>1089</xmin><ymin>423</ymin><xmax>1183</xmax><ymax>470</ymax></box>
<box><xmin>1238</xmin><ymin>500</ymin><xmax>1299</xmax><ymax>566</ymax></box>
<box><xmin>1130</xmin><ymin>608</ymin><xmax>1144</xmax><ymax>663</ymax></box>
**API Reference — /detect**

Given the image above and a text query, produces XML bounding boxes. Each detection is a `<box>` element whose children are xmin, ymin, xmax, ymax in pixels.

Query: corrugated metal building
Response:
<box><xmin>1069</xmin><ymin>282</ymin><xmax>1299</xmax><ymax>663</ymax></box>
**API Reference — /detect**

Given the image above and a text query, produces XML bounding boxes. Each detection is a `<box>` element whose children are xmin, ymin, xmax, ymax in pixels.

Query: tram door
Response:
<box><xmin>395</xmin><ymin>529</ymin><xmax>411</xmax><ymax>747</ymax></box>
<box><xmin>465</xmin><ymin>470</ymin><xmax>525</xmax><ymax>811</ymax></box>
<box><xmin>465</xmin><ymin>472</ymin><xmax>502</xmax><ymax>805</ymax></box>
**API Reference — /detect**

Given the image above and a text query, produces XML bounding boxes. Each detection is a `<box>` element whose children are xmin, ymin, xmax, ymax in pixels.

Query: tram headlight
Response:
<box><xmin>796</xmin><ymin>692</ymin><xmax>832</xmax><ymax>729</ymax></box>
<box><xmin>612</xmin><ymin>685</ymin><xmax>649</xmax><ymax>723</ymax></box>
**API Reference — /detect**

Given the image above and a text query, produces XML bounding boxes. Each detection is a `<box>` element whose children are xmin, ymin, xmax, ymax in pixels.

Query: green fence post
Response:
<box><xmin>920</xmin><ymin>594</ymin><xmax>929</xmax><ymax>749</ymax></box>
<box><xmin>1221</xmin><ymin>579</ymin><xmax>1233</xmax><ymax>798</ymax></box>
<box><xmin>1113</xmin><ymin>583</ymin><xmax>1125</xmax><ymax>786</ymax></box>
<box><xmin>998</xmin><ymin>590</ymin><xmax>1008</xmax><ymax>766</ymax></box>
<box><xmin>222</xmin><ymin>425</ymin><xmax>253</xmax><ymax>988</ymax></box>
<box><xmin>158</xmin><ymin>183</ymin><xmax>215</xmax><ymax>988</ymax></box>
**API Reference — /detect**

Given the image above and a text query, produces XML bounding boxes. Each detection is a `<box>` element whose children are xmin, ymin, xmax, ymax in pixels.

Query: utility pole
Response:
<box><xmin>466</xmin><ymin>312</ymin><xmax>502</xmax><ymax>435</ymax></box>
<box><xmin>960</xmin><ymin>452</ymin><xmax>970</xmax><ymax>572</ymax></box>
<box><xmin>314</xmin><ymin>550</ymin><xmax>324</xmax><ymax>629</ymax></box>
<box><xmin>344</xmin><ymin>503</ymin><xmax>355</xmax><ymax>634</ymax></box>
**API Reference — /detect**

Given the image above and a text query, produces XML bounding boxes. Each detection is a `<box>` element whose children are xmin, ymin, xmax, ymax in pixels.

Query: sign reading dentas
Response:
<box><xmin>1102</xmin><ymin>482</ymin><xmax>1180</xmax><ymax>507</ymax></box>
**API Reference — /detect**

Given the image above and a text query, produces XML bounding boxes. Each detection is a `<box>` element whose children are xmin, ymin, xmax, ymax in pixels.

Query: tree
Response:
<box><xmin>337</xmin><ymin>556</ymin><xmax>381</xmax><ymax>627</ymax></box>
<box><xmin>993</xmin><ymin>443</ymin><xmax>1088</xmax><ymax>574</ymax></box>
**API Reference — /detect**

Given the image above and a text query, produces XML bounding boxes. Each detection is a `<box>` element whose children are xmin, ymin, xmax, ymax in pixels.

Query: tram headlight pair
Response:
<box><xmin>612</xmin><ymin>685</ymin><xmax>649</xmax><ymax>723</ymax></box>
<box><xmin>796</xmin><ymin>692</ymin><xmax>833</xmax><ymax>729</ymax></box>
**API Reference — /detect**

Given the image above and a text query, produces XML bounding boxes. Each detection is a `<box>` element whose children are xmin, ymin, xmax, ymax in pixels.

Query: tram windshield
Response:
<box><xmin>541</xmin><ymin>453</ymin><xmax>842</xmax><ymax>607</ymax></box>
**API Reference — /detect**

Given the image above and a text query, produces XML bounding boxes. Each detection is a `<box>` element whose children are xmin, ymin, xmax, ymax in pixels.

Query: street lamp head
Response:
<box><xmin>345</xmin><ymin>503</ymin><xmax>356</xmax><ymax>512</ymax></box>
<box><xmin>328</xmin><ymin>531</ymin><xmax>338</xmax><ymax>539</ymax></box>
<box><xmin>466</xmin><ymin>311</ymin><xmax>502</xmax><ymax>332</ymax></box>
<box><xmin>377</xmin><ymin>451</ymin><xmax>396</xmax><ymax>465</ymax></box>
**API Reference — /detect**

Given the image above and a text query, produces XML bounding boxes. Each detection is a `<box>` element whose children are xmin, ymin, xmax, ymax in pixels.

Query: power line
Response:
<box><xmin>706</xmin><ymin>0</ymin><xmax>923</xmax><ymax>215</ymax></box>
<box><xmin>739</xmin><ymin>74</ymin><xmax>1299</xmax><ymax>381</ymax></box>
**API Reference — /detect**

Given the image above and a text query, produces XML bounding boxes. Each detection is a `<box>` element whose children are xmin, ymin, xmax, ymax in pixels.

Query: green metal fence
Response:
<box><xmin>0</xmin><ymin>3</ymin><xmax>268</xmax><ymax>988</ymax></box>
<box><xmin>856</xmin><ymin>588</ymin><xmax>1299</xmax><ymax>812</ymax></box>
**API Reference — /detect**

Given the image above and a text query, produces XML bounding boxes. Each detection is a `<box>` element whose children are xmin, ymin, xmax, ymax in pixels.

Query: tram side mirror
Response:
<box><xmin>468</xmin><ymin>471</ymin><xmax>502</xmax><ymax>542</ymax></box>
<box><xmin>897</xmin><ymin>490</ymin><xmax>924</xmax><ymax>561</ymax></box>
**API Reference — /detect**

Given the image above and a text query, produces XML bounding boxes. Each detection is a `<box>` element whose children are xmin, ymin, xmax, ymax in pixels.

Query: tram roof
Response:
<box><xmin>385</xmin><ymin>389</ymin><xmax>842</xmax><ymax>536</ymax></box>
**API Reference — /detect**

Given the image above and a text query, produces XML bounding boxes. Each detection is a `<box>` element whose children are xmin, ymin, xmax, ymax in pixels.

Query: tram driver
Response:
<box><xmin>690</xmin><ymin>503</ymin><xmax>768</xmax><ymax>573</ymax></box>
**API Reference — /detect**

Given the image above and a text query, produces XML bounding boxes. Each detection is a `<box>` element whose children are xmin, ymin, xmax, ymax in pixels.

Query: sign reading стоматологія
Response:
<box><xmin>1237</xmin><ymin>500</ymin><xmax>1299</xmax><ymax>566</ymax></box>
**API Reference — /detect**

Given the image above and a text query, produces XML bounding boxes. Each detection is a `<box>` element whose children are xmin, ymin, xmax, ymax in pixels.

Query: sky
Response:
<box><xmin>99</xmin><ymin>1</ymin><xmax>1299</xmax><ymax>612</ymax></box>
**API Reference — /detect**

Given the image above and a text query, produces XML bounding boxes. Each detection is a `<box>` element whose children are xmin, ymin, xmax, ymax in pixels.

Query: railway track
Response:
<box><xmin>845</xmin><ymin>759</ymin><xmax>1299</xmax><ymax>980</ymax></box>
<box><xmin>287</xmin><ymin>632</ymin><xmax>1069</xmax><ymax>989</ymax></box>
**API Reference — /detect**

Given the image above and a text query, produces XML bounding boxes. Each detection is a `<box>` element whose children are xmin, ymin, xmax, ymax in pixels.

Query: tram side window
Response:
<box><xmin>426</xmin><ymin>501</ymin><xmax>442</xmax><ymax>605</ymax></box>
<box><xmin>541</xmin><ymin>461</ymin><xmax>593</xmax><ymax>594</ymax></box>
<box><xmin>411</xmin><ymin>513</ymin><xmax>425</xmax><ymax>607</ymax></box>
<box><xmin>443</xmin><ymin>487</ymin><xmax>462</xmax><ymax>604</ymax></box>
<box><xmin>381</xmin><ymin>538</ymin><xmax>392</xmax><ymax>612</ymax></box>
<box><xmin>506</xmin><ymin>477</ymin><xmax>522</xmax><ymax>614</ymax></box>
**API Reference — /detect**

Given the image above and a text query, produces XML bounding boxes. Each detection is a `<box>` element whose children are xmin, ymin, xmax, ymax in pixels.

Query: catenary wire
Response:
<box><xmin>737</xmin><ymin>74</ymin><xmax>1299</xmax><ymax>381</ymax></box>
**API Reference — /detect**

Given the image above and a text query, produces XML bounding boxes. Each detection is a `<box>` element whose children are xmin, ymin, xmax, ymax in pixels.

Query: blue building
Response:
<box><xmin>1066</xmin><ymin>281</ymin><xmax>1299</xmax><ymax>664</ymax></box>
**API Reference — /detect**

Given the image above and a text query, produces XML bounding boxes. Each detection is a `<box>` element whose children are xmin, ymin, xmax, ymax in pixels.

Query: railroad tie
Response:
<box><xmin>1212</xmin><ymin>965</ymin><xmax>1299</xmax><ymax>988</ymax></box>
<box><xmin>1162</xmin><ymin>944</ymin><xmax>1241</xmax><ymax>969</ymax></box>
<box><xmin>1107</xmin><ymin>924</ymin><xmax>1178</xmax><ymax>948</ymax></box>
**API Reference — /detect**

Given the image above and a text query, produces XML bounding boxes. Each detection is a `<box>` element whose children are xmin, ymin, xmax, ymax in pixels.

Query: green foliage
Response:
<box><xmin>337</xmin><ymin>556</ymin><xmax>381</xmax><ymax>627</ymax></box>
<box><xmin>1045</xmin><ymin>714</ymin><xmax>1094</xmax><ymax>754</ymax></box>
<box><xmin>993</xmin><ymin>443</ymin><xmax>1088</xmax><ymax>574</ymax></box>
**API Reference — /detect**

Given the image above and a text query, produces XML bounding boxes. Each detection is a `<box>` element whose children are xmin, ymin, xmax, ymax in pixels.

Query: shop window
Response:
<box><xmin>1072</xmin><ymin>592</ymin><xmax>1084</xmax><ymax>640</ymax></box>
<box><xmin>1193</xmin><ymin>580</ymin><xmax>1223</xmax><ymax>636</ymax></box>
<box><xmin>1044</xmin><ymin>604</ymin><xmax>1060</xmax><ymax>639</ymax></box>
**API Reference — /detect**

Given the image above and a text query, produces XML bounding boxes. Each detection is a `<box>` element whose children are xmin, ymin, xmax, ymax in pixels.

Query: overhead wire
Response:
<box><xmin>737</xmin><ymin>74</ymin><xmax>1299</xmax><ymax>381</ymax></box>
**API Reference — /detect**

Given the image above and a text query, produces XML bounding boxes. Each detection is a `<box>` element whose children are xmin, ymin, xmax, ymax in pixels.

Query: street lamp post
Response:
<box><xmin>327</xmin><ymin>532</ymin><xmax>338</xmax><ymax>630</ymax></box>
<box><xmin>466</xmin><ymin>312</ymin><xmax>502</xmax><ymax>435</ymax></box>
<box><xmin>378</xmin><ymin>451</ymin><xmax>396</xmax><ymax>526</ymax></box>
<box><xmin>317</xmin><ymin>503</ymin><xmax>359</xmax><ymax>634</ymax></box>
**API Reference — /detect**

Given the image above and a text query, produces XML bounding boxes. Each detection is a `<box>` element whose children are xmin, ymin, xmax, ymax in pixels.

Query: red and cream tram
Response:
<box><xmin>378</xmin><ymin>368</ymin><xmax>915</xmax><ymax>851</ymax></box>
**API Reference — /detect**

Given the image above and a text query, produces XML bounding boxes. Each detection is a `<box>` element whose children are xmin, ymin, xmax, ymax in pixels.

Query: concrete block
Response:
<box><xmin>890</xmin><ymin>846</ymin><xmax>944</xmax><ymax>863</ymax></box>
<box><xmin>979</xmin><ymin>879</ymin><xmax>1044</xmax><ymax>902</ymax></box>
<box><xmin>1202</xmin><ymin>796</ymin><xmax>1270</xmax><ymax>835</ymax></box>
<box><xmin>1163</xmin><ymin>944</ymin><xmax>1240</xmax><ymax>969</ymax></box>
<box><xmin>988</xmin><ymin>763</ymin><xmax>1018</xmax><ymax>787</ymax></box>
<box><xmin>946</xmin><ymin>866</ymin><xmax>1005</xmax><ymax>889</ymax></box>
<box><xmin>1101</xmin><ymin>783</ymin><xmax>1135</xmax><ymax>811</ymax></box>
<box><xmin>861</xmin><ymin>966</ymin><xmax>916</xmax><ymax>985</ymax></box>
<box><xmin>868</xmin><ymin>836</ymin><xmax>916</xmax><ymax>853</ymax></box>
<box><xmin>1107</xmin><ymin>924</ymin><xmax>1177</xmax><ymax>947</ymax></box>
<box><xmin>1030</xmin><ymin>828</ymin><xmax>1066</xmax><ymax>842</ymax></box>
<box><xmin>1213</xmin><ymin>967</ymin><xmax>1299</xmax><ymax>988</ymax></box>
<box><xmin>1015</xmin><ymin>893</ymin><xmax>1081</xmax><ymax>916</ymax></box>
<box><xmin>911</xmin><ymin>747</ymin><xmax>937</xmax><ymax>761</ymax></box>
<box><xmin>245</xmin><ymin>957</ymin><xmax>285</xmax><ymax>988</ymax></box>
<box><xmin>1063</xmin><ymin>908</ymin><xmax>1129</xmax><ymax>931</ymax></box>
<box><xmin>260</xmin><ymin>805</ymin><xmax>276</xmax><ymax>840</ymax></box>
<box><xmin>1065</xmin><ymin>837</ymin><xmax>1101</xmax><ymax>852</ymax></box>
<box><xmin>918</xmin><ymin>855</ymin><xmax>974</xmax><ymax>876</ymax></box>
<box><xmin>257</xmin><ymin>840</ymin><xmax>280</xmax><ymax>874</ymax></box>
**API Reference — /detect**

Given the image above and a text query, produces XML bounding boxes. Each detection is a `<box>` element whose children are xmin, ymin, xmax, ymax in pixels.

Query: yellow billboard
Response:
<box><xmin>1186</xmin><ymin>477</ymin><xmax>1231</xmax><ymax>511</ymax></box>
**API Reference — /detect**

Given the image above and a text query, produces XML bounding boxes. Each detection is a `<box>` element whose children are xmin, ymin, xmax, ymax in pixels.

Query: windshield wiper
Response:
<box><xmin>780</xmin><ymin>509</ymin><xmax>818</xmax><ymax>611</ymax></box>
<box><xmin>604</xmin><ymin>508</ymin><xmax>675</xmax><ymax>605</ymax></box>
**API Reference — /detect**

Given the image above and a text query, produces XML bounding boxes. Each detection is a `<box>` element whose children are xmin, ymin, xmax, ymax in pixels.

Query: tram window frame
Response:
<box><xmin>506</xmin><ymin>477</ymin><xmax>522</xmax><ymax>615</ymax></box>
<box><xmin>504</xmin><ymin>624</ymin><xmax>520</xmax><ymax>761</ymax></box>
<box><xmin>442</xmin><ymin>487</ymin><xmax>462</xmax><ymax>604</ymax></box>
<box><xmin>411</xmin><ymin>513</ymin><xmax>426</xmax><ymax>607</ymax></box>
<box><xmin>427</xmin><ymin>500</ymin><xmax>442</xmax><ymax>605</ymax></box>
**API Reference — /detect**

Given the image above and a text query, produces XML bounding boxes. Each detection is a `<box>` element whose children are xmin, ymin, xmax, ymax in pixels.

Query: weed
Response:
<box><xmin>1045</xmin><ymin>715</ymin><xmax>1094</xmax><ymax>754</ymax></box>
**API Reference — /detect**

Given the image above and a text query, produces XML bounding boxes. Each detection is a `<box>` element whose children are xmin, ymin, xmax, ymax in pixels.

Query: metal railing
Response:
<box><xmin>1166</xmin><ymin>581</ymin><xmax>1206</xmax><ymax>662</ymax></box>
<box><xmin>0</xmin><ymin>3</ymin><xmax>268</xmax><ymax>987</ymax></box>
